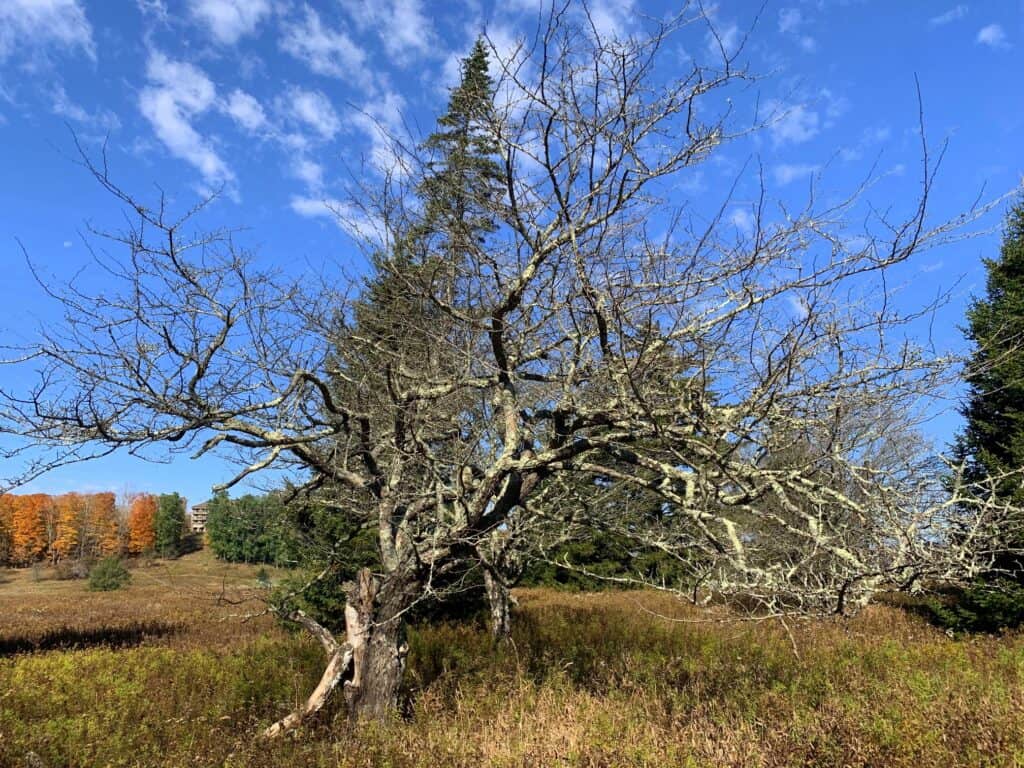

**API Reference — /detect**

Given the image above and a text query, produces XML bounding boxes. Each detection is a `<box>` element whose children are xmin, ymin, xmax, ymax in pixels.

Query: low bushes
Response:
<box><xmin>87</xmin><ymin>557</ymin><xmax>131</xmax><ymax>592</ymax></box>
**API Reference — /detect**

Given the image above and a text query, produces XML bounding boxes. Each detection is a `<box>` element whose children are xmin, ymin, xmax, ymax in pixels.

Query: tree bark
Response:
<box><xmin>342</xmin><ymin>568</ymin><xmax>412</xmax><ymax>722</ymax></box>
<box><xmin>262</xmin><ymin>568</ymin><xmax>415</xmax><ymax>736</ymax></box>
<box><xmin>483</xmin><ymin>568</ymin><xmax>513</xmax><ymax>641</ymax></box>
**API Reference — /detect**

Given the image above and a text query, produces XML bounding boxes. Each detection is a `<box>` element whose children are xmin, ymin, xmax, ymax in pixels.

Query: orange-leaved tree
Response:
<box><xmin>52</xmin><ymin>492</ymin><xmax>85</xmax><ymax>561</ymax></box>
<box><xmin>126</xmin><ymin>493</ymin><xmax>157</xmax><ymax>554</ymax></box>
<box><xmin>88</xmin><ymin>492</ymin><xmax>121</xmax><ymax>557</ymax></box>
<box><xmin>11</xmin><ymin>494</ymin><xmax>50</xmax><ymax>565</ymax></box>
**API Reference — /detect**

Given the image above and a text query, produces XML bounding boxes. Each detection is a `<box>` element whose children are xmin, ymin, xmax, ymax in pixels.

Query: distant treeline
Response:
<box><xmin>204</xmin><ymin>491</ymin><xmax>689</xmax><ymax>592</ymax></box>
<box><xmin>0</xmin><ymin>492</ymin><xmax>187</xmax><ymax>567</ymax></box>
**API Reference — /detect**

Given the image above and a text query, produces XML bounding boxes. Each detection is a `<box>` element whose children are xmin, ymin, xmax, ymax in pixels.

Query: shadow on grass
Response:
<box><xmin>0</xmin><ymin>620</ymin><xmax>184</xmax><ymax>655</ymax></box>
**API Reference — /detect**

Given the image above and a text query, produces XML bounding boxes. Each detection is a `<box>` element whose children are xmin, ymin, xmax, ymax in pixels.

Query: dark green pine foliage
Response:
<box><xmin>205</xmin><ymin>492</ymin><xmax>296</xmax><ymax>566</ymax></box>
<box><xmin>940</xmin><ymin>197</ymin><xmax>1024</xmax><ymax>631</ymax></box>
<box><xmin>956</xmin><ymin>197</ymin><xmax>1024</xmax><ymax>572</ymax></box>
<box><xmin>415</xmin><ymin>37</ymin><xmax>504</xmax><ymax>264</ymax></box>
<box><xmin>154</xmin><ymin>492</ymin><xmax>186</xmax><ymax>559</ymax></box>
<box><xmin>343</xmin><ymin>37</ymin><xmax>504</xmax><ymax>394</ymax></box>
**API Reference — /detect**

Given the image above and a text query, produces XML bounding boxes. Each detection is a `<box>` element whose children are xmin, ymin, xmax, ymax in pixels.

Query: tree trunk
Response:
<box><xmin>483</xmin><ymin>568</ymin><xmax>513</xmax><ymax>641</ymax></box>
<box><xmin>342</xmin><ymin>568</ymin><xmax>412</xmax><ymax>722</ymax></box>
<box><xmin>262</xmin><ymin>568</ymin><xmax>414</xmax><ymax>737</ymax></box>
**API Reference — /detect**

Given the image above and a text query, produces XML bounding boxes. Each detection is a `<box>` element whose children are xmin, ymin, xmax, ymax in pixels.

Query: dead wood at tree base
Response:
<box><xmin>262</xmin><ymin>570</ymin><xmax>414</xmax><ymax>735</ymax></box>
<box><xmin>262</xmin><ymin>644</ymin><xmax>352</xmax><ymax>738</ymax></box>
<box><xmin>262</xmin><ymin>608</ymin><xmax>352</xmax><ymax>738</ymax></box>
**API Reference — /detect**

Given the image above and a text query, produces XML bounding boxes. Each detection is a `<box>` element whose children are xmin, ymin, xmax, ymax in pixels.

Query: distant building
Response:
<box><xmin>190</xmin><ymin>501</ymin><xmax>210</xmax><ymax>533</ymax></box>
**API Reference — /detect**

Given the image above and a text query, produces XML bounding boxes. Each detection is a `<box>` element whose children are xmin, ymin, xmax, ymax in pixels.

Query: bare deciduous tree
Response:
<box><xmin>2</xmin><ymin>3</ymin><xmax>1021</xmax><ymax>733</ymax></box>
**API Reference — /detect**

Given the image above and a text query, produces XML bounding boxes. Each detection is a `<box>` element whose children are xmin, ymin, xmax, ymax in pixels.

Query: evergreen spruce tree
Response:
<box><xmin>945</xmin><ymin>197</ymin><xmax>1024</xmax><ymax>630</ymax></box>
<box><xmin>154</xmin><ymin>492</ymin><xmax>186</xmax><ymax>558</ymax></box>
<box><xmin>342</xmin><ymin>38</ymin><xmax>503</xmax><ymax>408</ymax></box>
<box><xmin>956</xmin><ymin>197</ymin><xmax>1024</xmax><ymax>567</ymax></box>
<box><xmin>294</xmin><ymin>40</ymin><xmax>507</xmax><ymax>632</ymax></box>
<box><xmin>416</xmin><ymin>38</ymin><xmax>504</xmax><ymax>262</ymax></box>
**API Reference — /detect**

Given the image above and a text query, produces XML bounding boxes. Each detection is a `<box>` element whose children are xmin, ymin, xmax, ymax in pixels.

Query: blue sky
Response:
<box><xmin>0</xmin><ymin>0</ymin><xmax>1021</xmax><ymax>509</ymax></box>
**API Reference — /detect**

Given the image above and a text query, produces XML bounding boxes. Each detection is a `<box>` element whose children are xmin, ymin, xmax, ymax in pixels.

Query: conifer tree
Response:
<box><xmin>352</xmin><ymin>38</ymin><xmax>503</xmax><ymax>361</ymax></box>
<box><xmin>956</xmin><ymin>196</ymin><xmax>1024</xmax><ymax>578</ymax></box>
<box><xmin>155</xmin><ymin>492</ymin><xmax>186</xmax><ymax>558</ymax></box>
<box><xmin>417</xmin><ymin>38</ymin><xmax>503</xmax><ymax>262</ymax></box>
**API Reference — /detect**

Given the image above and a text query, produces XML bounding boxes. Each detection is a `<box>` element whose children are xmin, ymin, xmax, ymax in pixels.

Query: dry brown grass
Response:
<box><xmin>1</xmin><ymin>553</ymin><xmax>1023</xmax><ymax>767</ymax></box>
<box><xmin>0</xmin><ymin>549</ymin><xmax>283</xmax><ymax>652</ymax></box>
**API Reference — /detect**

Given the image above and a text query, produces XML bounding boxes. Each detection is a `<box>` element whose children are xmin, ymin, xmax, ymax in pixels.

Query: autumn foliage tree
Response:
<box><xmin>0</xmin><ymin>491</ymin><xmax>162</xmax><ymax>565</ymax></box>
<box><xmin>89</xmin><ymin>492</ymin><xmax>122</xmax><ymax>557</ymax></box>
<box><xmin>127</xmin><ymin>494</ymin><xmax>158</xmax><ymax>554</ymax></box>
<box><xmin>52</xmin><ymin>492</ymin><xmax>83</xmax><ymax>561</ymax></box>
<box><xmin>11</xmin><ymin>494</ymin><xmax>49</xmax><ymax>565</ymax></box>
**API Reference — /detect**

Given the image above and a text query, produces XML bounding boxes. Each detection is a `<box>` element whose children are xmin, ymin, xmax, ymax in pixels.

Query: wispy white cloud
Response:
<box><xmin>290</xmin><ymin>195</ymin><xmax>386</xmax><ymax>242</ymax></box>
<box><xmin>778</xmin><ymin>8</ymin><xmax>802</xmax><ymax>34</ymax></box>
<box><xmin>787</xmin><ymin>293</ymin><xmax>810</xmax><ymax>320</ymax></box>
<box><xmin>706</xmin><ymin>22</ymin><xmax>742</xmax><ymax>59</ymax></box>
<box><xmin>0</xmin><ymin>0</ymin><xmax>95</xmax><ymax>62</ymax></box>
<box><xmin>349</xmin><ymin>89</ymin><xmax>407</xmax><ymax>172</ymax></box>
<box><xmin>678</xmin><ymin>170</ymin><xmax>706</xmax><ymax>195</ymax></box>
<box><xmin>223</xmin><ymin>89</ymin><xmax>267</xmax><ymax>133</ymax></box>
<box><xmin>584</xmin><ymin>0</ymin><xmax>637</xmax><ymax>41</ymax></box>
<box><xmin>138</xmin><ymin>51</ymin><xmax>233</xmax><ymax>186</ymax></box>
<box><xmin>976</xmin><ymin>23</ymin><xmax>1009</xmax><ymax>49</ymax></box>
<box><xmin>378</xmin><ymin>0</ymin><xmax>434</xmax><ymax>62</ymax></box>
<box><xmin>51</xmin><ymin>84</ymin><xmax>120</xmax><ymax>130</ymax></box>
<box><xmin>290</xmin><ymin>195</ymin><xmax>336</xmax><ymax>218</ymax></box>
<box><xmin>187</xmin><ymin>0</ymin><xmax>272</xmax><ymax>45</ymax></box>
<box><xmin>290</xmin><ymin>157</ymin><xmax>324</xmax><ymax>189</ymax></box>
<box><xmin>819</xmin><ymin>88</ymin><xmax>849</xmax><ymax>126</ymax></box>
<box><xmin>773</xmin><ymin>163</ymin><xmax>819</xmax><ymax>186</ymax></box>
<box><xmin>136</xmin><ymin>0</ymin><xmax>169</xmax><ymax>23</ymax></box>
<box><xmin>281</xmin><ymin>86</ymin><xmax>341</xmax><ymax>140</ymax></box>
<box><xmin>340</xmin><ymin>0</ymin><xmax>436</xmax><ymax>65</ymax></box>
<box><xmin>777</xmin><ymin>6</ymin><xmax>816</xmax><ymax>50</ymax></box>
<box><xmin>840</xmin><ymin>124</ymin><xmax>892</xmax><ymax>162</ymax></box>
<box><xmin>766</xmin><ymin>101</ymin><xmax>820</xmax><ymax>145</ymax></box>
<box><xmin>929</xmin><ymin>5</ymin><xmax>968</xmax><ymax>26</ymax></box>
<box><xmin>280</xmin><ymin>6</ymin><xmax>371</xmax><ymax>87</ymax></box>
<box><xmin>483</xmin><ymin>23</ymin><xmax>526</xmax><ymax>82</ymax></box>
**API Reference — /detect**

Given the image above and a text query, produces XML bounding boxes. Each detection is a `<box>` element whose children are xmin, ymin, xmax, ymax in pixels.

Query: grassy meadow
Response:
<box><xmin>1</xmin><ymin>551</ymin><xmax>1023</xmax><ymax>768</ymax></box>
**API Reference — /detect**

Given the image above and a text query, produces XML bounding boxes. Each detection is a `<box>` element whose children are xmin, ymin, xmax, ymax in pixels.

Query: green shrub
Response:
<box><xmin>88</xmin><ymin>557</ymin><xmax>131</xmax><ymax>592</ymax></box>
<box><xmin>921</xmin><ymin>580</ymin><xmax>1024</xmax><ymax>633</ymax></box>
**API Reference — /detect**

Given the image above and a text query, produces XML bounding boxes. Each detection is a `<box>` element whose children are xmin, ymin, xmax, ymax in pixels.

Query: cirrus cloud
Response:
<box><xmin>0</xmin><ymin>0</ymin><xmax>95</xmax><ymax>63</ymax></box>
<box><xmin>139</xmin><ymin>51</ymin><xmax>234</xmax><ymax>186</ymax></box>
<box><xmin>188</xmin><ymin>0</ymin><xmax>272</xmax><ymax>45</ymax></box>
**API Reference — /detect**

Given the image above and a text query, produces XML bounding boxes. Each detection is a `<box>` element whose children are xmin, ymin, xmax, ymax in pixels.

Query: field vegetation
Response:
<box><xmin>1</xmin><ymin>550</ymin><xmax>1022</xmax><ymax>768</ymax></box>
